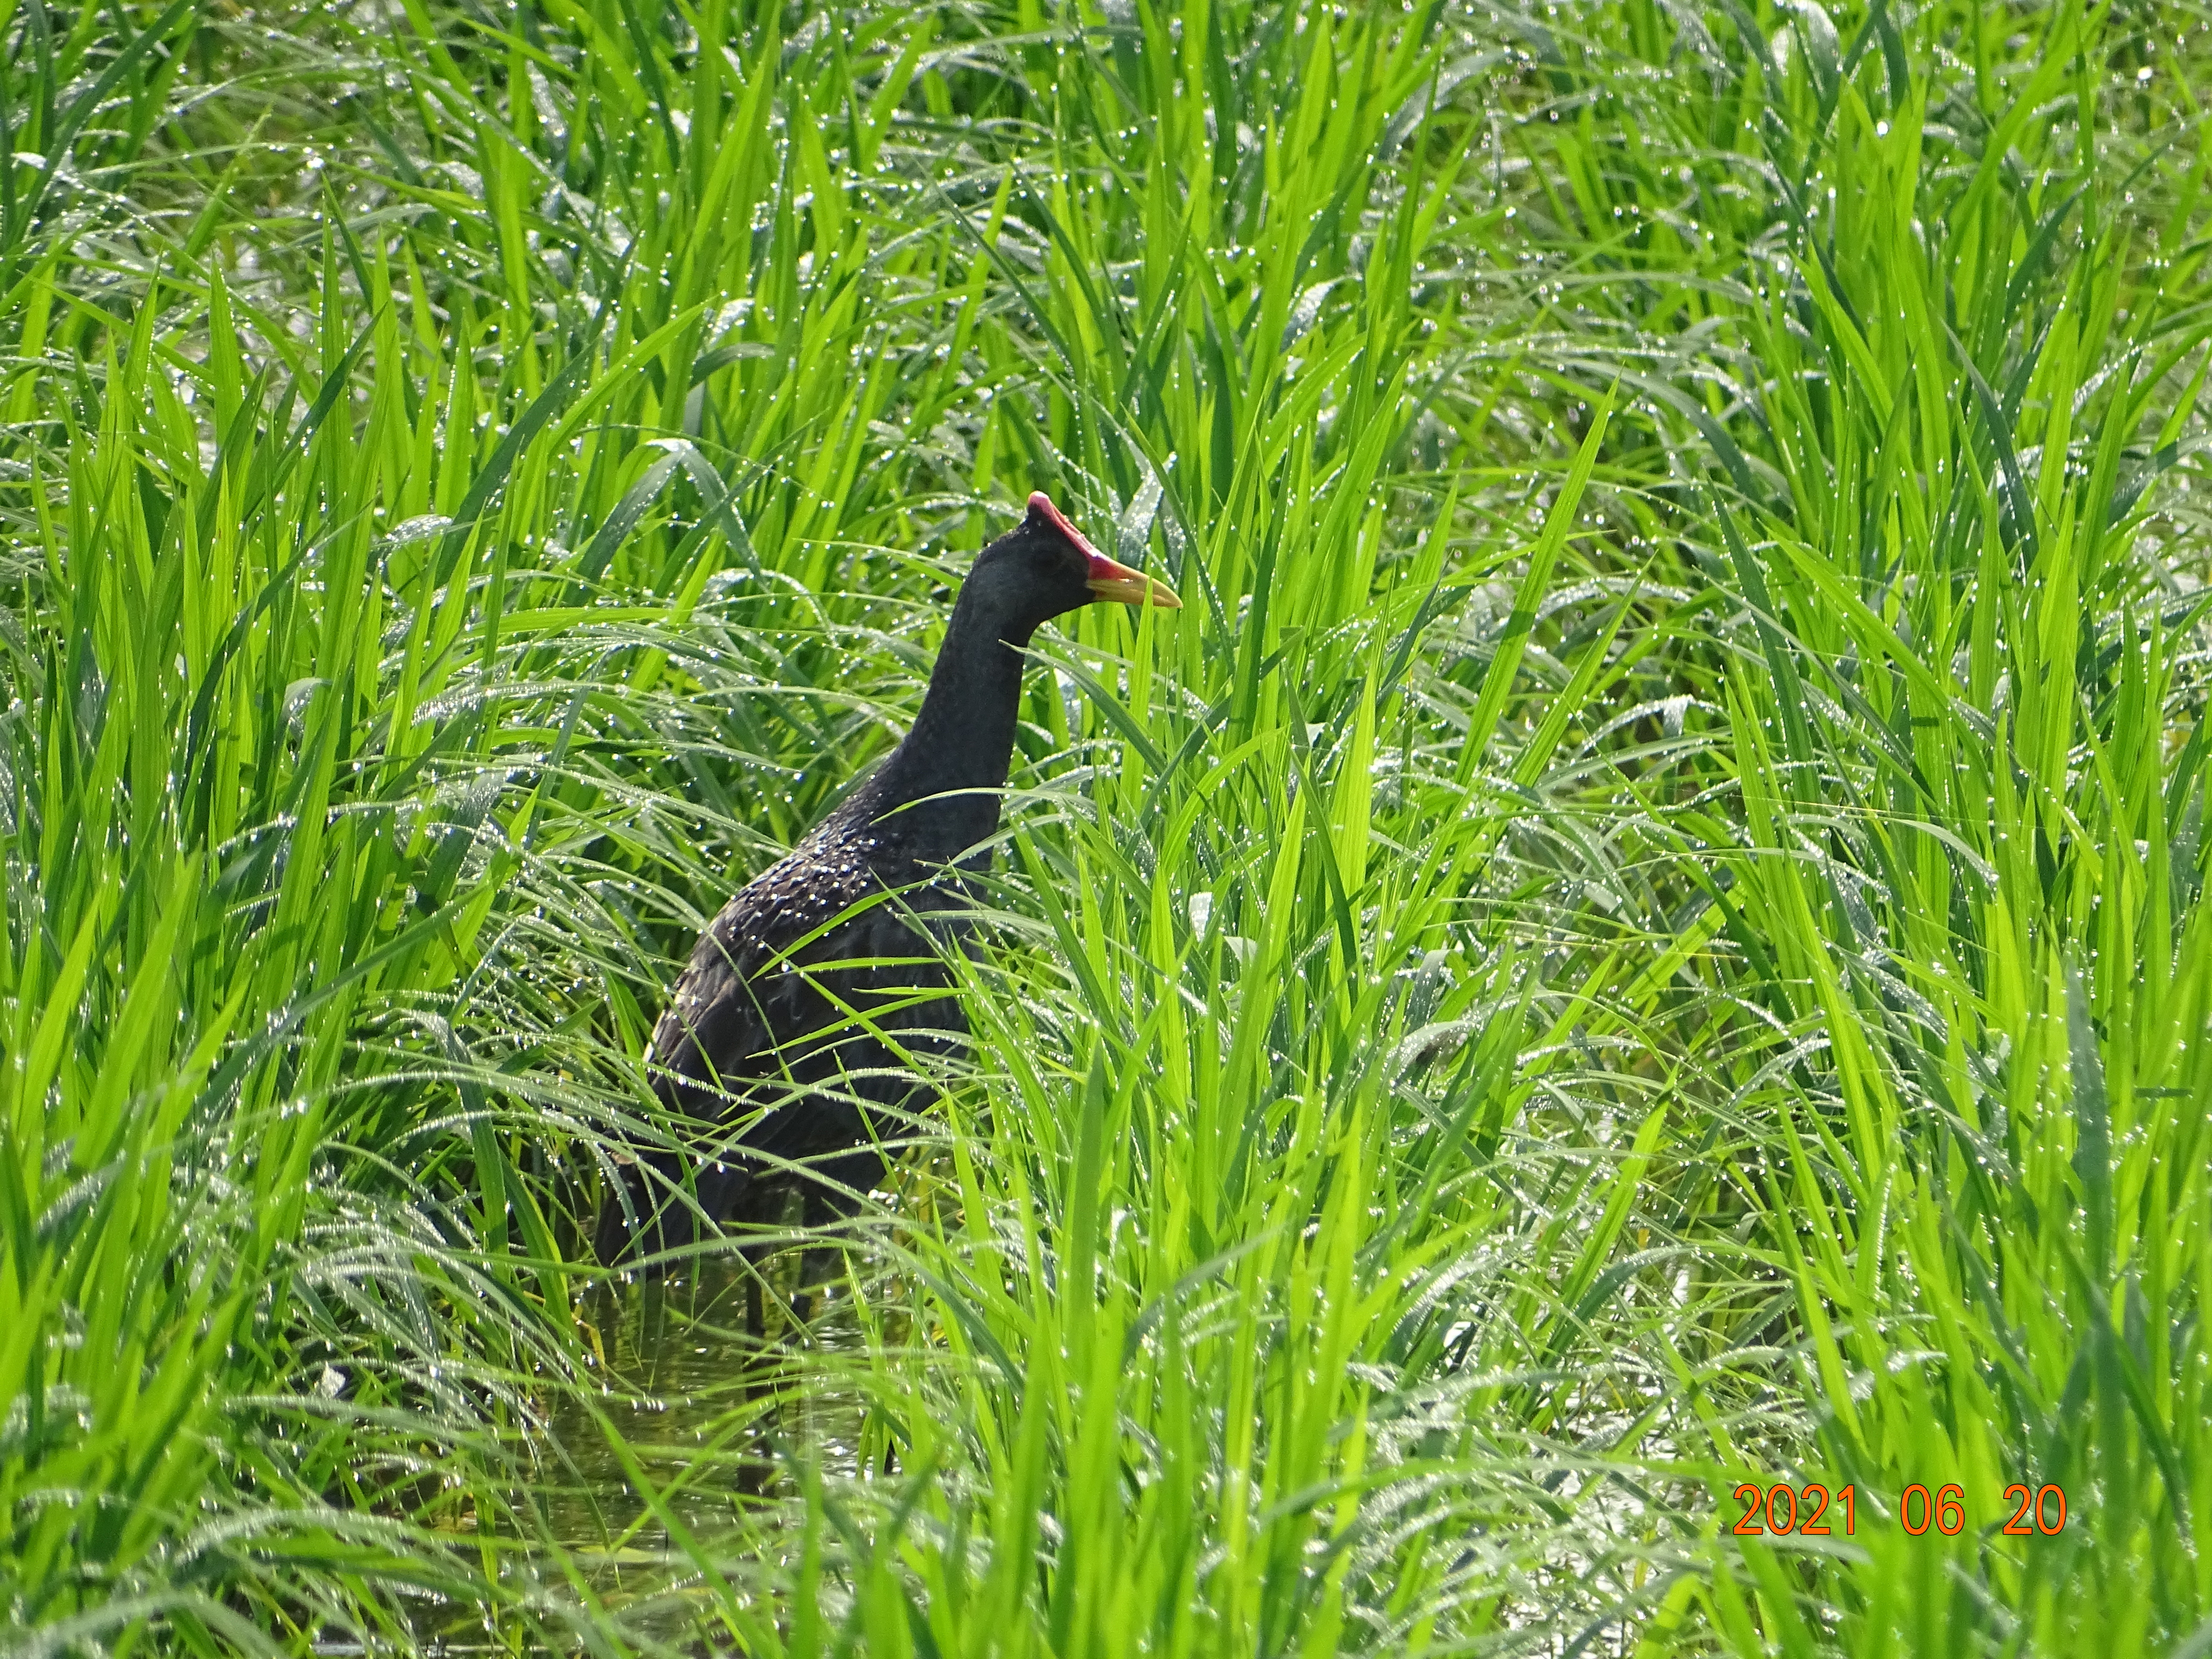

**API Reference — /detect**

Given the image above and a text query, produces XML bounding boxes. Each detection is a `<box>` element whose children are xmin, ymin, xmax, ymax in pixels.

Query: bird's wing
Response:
<box><xmin>645</xmin><ymin>860</ymin><xmax>834</xmax><ymax>1110</ymax></box>
<box><xmin>648</xmin><ymin>861</ymin><xmax>968</xmax><ymax>1147</ymax></box>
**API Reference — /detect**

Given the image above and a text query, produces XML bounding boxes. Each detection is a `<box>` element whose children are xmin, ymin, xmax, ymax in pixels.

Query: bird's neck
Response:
<box><xmin>867</xmin><ymin>588</ymin><xmax>1035</xmax><ymax>857</ymax></box>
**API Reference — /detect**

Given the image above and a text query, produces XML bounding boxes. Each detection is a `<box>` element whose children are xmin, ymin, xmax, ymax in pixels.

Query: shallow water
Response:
<box><xmin>538</xmin><ymin>1253</ymin><xmax>877</xmax><ymax>1631</ymax></box>
<box><xmin>549</xmin><ymin>1265</ymin><xmax>867</xmax><ymax>1540</ymax></box>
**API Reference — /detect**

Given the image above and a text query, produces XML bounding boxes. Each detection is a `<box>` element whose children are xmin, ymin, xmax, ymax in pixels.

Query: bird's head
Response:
<box><xmin>967</xmin><ymin>492</ymin><xmax>1182</xmax><ymax>630</ymax></box>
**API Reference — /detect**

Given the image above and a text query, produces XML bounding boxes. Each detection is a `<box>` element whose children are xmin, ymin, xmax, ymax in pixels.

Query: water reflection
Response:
<box><xmin>541</xmin><ymin>1249</ymin><xmax>875</xmax><ymax>1630</ymax></box>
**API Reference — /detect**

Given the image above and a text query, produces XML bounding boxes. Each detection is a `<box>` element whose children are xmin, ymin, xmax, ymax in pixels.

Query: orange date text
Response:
<box><xmin>1729</xmin><ymin>1482</ymin><xmax>2068</xmax><ymax>1537</ymax></box>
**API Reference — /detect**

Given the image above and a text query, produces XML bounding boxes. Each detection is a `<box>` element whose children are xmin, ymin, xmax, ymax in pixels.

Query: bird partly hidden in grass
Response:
<box><xmin>594</xmin><ymin>491</ymin><xmax>1180</xmax><ymax>1279</ymax></box>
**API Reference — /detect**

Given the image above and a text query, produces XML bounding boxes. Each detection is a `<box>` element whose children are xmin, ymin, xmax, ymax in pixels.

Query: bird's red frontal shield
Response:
<box><xmin>1030</xmin><ymin>491</ymin><xmax>1182</xmax><ymax>609</ymax></box>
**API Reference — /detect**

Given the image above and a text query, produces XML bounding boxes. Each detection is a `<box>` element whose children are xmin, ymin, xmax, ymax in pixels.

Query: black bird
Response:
<box><xmin>595</xmin><ymin>492</ymin><xmax>1180</xmax><ymax>1270</ymax></box>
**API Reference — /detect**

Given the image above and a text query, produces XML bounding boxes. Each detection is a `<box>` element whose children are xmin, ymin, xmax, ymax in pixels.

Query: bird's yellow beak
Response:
<box><xmin>1084</xmin><ymin>550</ymin><xmax>1182</xmax><ymax>609</ymax></box>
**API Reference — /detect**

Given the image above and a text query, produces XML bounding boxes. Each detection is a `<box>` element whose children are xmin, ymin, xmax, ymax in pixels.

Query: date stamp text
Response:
<box><xmin>1730</xmin><ymin>1482</ymin><xmax>2069</xmax><ymax>1537</ymax></box>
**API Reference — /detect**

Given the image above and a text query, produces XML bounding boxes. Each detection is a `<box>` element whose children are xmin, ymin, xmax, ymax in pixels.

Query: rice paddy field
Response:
<box><xmin>4</xmin><ymin>0</ymin><xmax>2210</xmax><ymax>1651</ymax></box>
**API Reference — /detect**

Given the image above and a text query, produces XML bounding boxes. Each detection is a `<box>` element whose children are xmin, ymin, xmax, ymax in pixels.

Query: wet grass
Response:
<box><xmin>2</xmin><ymin>0</ymin><xmax>2210</xmax><ymax>1652</ymax></box>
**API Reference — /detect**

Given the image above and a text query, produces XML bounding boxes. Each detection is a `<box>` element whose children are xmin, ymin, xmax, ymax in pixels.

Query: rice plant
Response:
<box><xmin>1</xmin><ymin>0</ymin><xmax>2206</xmax><ymax>1652</ymax></box>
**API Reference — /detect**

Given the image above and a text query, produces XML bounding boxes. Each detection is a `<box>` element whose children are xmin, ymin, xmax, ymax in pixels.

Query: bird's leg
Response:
<box><xmin>728</xmin><ymin>1177</ymin><xmax>805</xmax><ymax>1350</ymax></box>
<box><xmin>794</xmin><ymin>1178</ymin><xmax>871</xmax><ymax>1326</ymax></box>
<box><xmin>731</xmin><ymin>1225</ymin><xmax>783</xmax><ymax>1498</ymax></box>
<box><xmin>594</xmin><ymin>1148</ymin><xmax>688</xmax><ymax>1275</ymax></box>
<box><xmin>637</xmin><ymin>1274</ymin><xmax>669</xmax><ymax>1389</ymax></box>
<box><xmin>793</xmin><ymin>1142</ymin><xmax>889</xmax><ymax>1323</ymax></box>
<box><xmin>735</xmin><ymin>1229</ymin><xmax>782</xmax><ymax>1350</ymax></box>
<box><xmin>793</xmin><ymin>1222</ymin><xmax>827</xmax><ymax>1328</ymax></box>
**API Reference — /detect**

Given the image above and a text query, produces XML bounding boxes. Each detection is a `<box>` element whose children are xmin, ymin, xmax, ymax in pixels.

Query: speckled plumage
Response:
<box><xmin>594</xmin><ymin>493</ymin><xmax>1176</xmax><ymax>1267</ymax></box>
